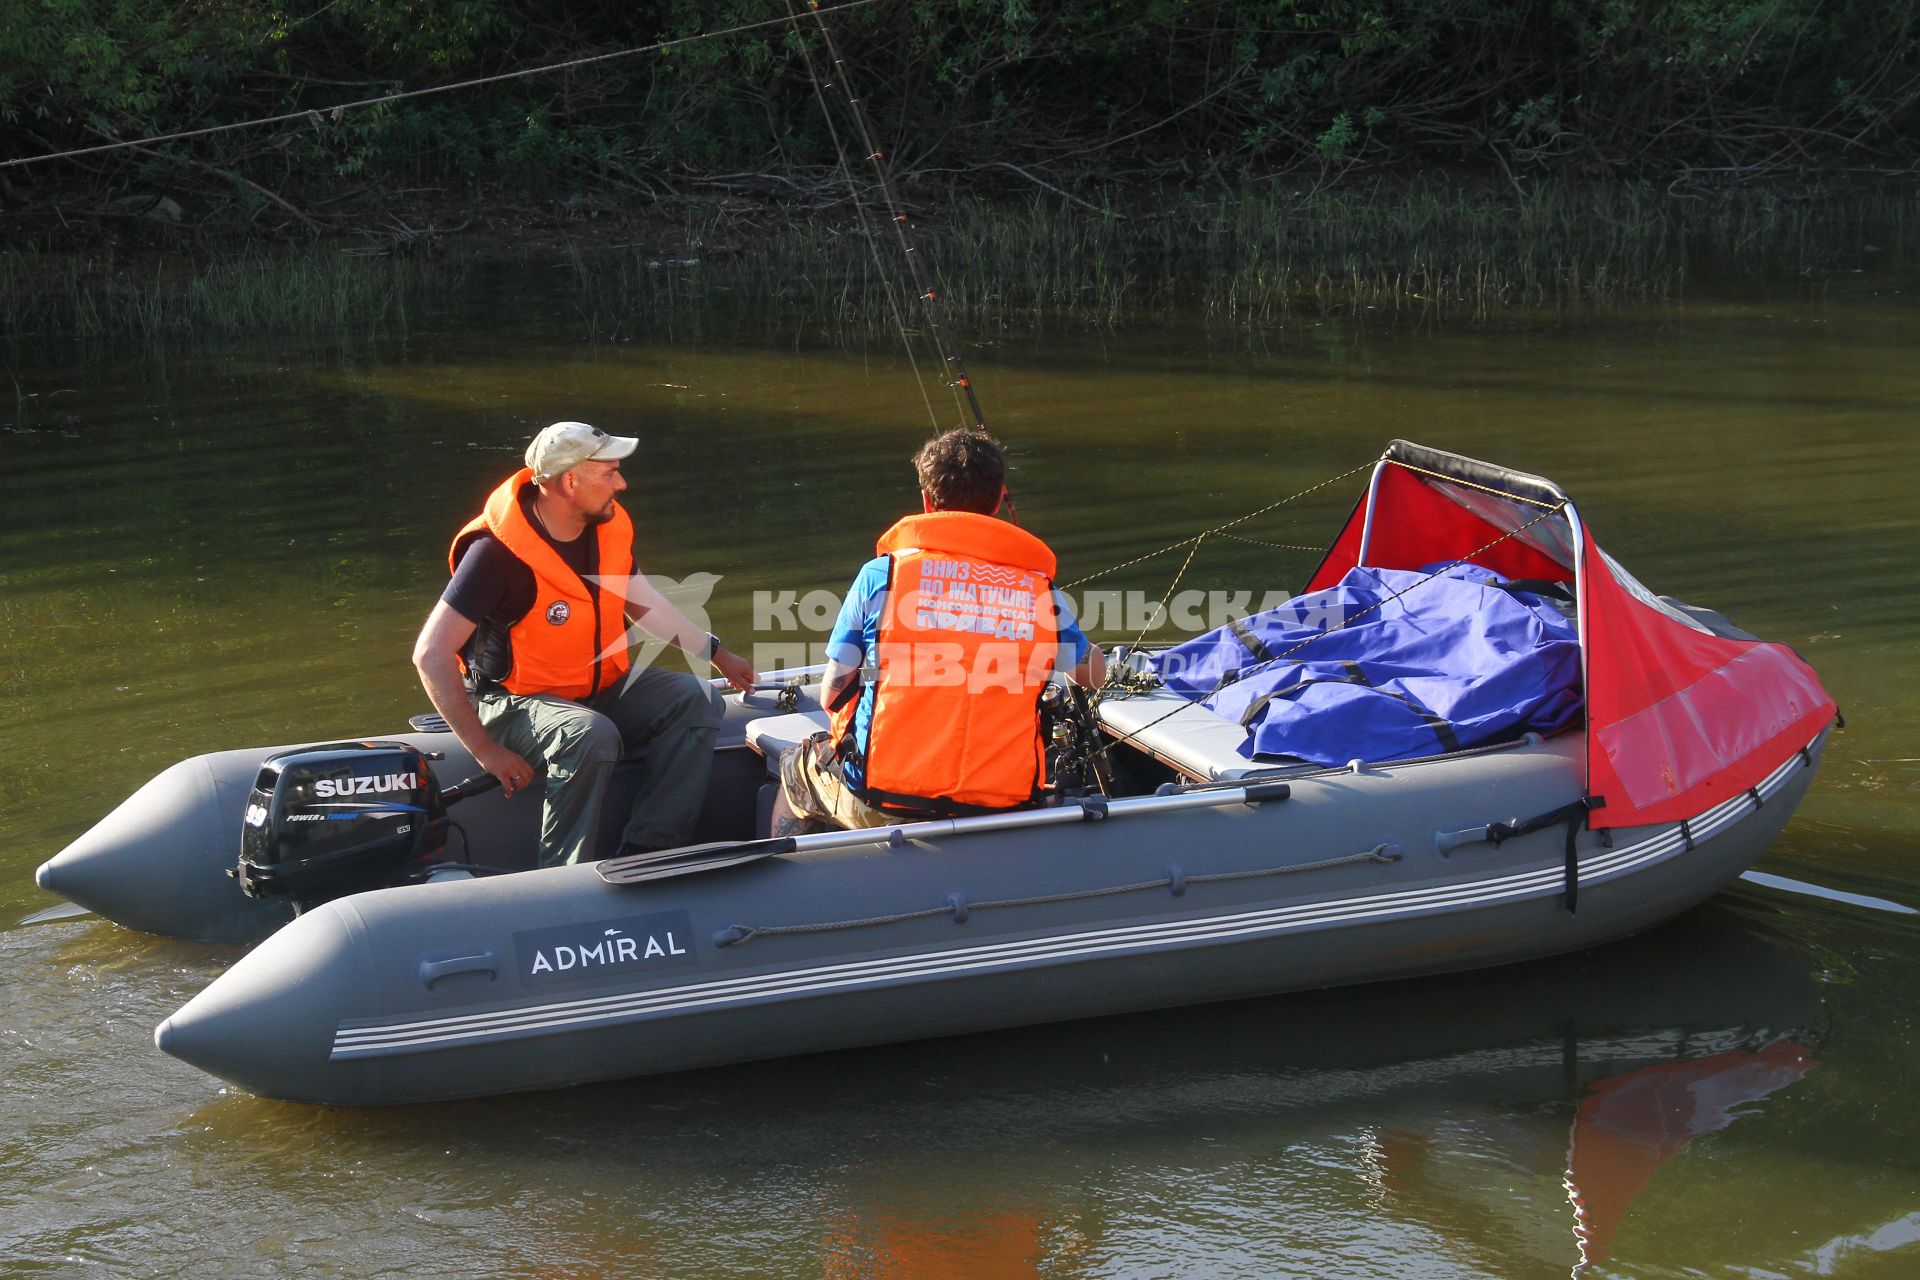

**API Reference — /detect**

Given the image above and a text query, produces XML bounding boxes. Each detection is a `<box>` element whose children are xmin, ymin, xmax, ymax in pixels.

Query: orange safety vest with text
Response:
<box><xmin>830</xmin><ymin>510</ymin><xmax>1061</xmax><ymax>814</ymax></box>
<box><xmin>448</xmin><ymin>469</ymin><xmax>634</xmax><ymax>700</ymax></box>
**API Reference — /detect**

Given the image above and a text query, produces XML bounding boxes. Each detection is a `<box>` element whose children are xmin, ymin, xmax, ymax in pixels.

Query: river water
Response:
<box><xmin>3</xmin><ymin>266</ymin><xmax>1917</xmax><ymax>1277</ymax></box>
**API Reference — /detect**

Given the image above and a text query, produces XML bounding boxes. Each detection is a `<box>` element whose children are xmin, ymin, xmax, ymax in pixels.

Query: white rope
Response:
<box><xmin>0</xmin><ymin>0</ymin><xmax>886</xmax><ymax>171</ymax></box>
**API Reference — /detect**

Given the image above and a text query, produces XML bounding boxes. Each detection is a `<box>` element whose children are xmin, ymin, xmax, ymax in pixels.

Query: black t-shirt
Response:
<box><xmin>443</xmin><ymin>488</ymin><xmax>600</xmax><ymax>677</ymax></box>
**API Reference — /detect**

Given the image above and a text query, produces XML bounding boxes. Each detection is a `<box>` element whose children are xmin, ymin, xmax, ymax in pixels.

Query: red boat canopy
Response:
<box><xmin>1303</xmin><ymin>441</ymin><xmax>1834</xmax><ymax>830</ymax></box>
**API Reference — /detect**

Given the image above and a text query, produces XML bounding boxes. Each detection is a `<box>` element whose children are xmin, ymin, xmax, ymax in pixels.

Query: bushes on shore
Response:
<box><xmin>1</xmin><ymin>0</ymin><xmax>1915</xmax><ymax>237</ymax></box>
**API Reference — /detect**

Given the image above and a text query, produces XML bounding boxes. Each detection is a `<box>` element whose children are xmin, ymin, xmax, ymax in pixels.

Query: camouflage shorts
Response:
<box><xmin>776</xmin><ymin>732</ymin><xmax>893</xmax><ymax>832</ymax></box>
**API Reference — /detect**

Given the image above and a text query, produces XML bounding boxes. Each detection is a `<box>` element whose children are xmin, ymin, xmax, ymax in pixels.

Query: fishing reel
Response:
<box><xmin>1040</xmin><ymin>678</ymin><xmax>1121</xmax><ymax>800</ymax></box>
<box><xmin>235</xmin><ymin>741</ymin><xmax>498</xmax><ymax>914</ymax></box>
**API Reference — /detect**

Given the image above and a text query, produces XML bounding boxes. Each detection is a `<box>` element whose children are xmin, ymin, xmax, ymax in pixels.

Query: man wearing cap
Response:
<box><xmin>413</xmin><ymin>421</ymin><xmax>757</xmax><ymax>867</ymax></box>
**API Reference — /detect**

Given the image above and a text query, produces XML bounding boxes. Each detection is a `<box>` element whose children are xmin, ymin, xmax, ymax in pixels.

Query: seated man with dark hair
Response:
<box><xmin>773</xmin><ymin>428</ymin><xmax>1104</xmax><ymax>833</ymax></box>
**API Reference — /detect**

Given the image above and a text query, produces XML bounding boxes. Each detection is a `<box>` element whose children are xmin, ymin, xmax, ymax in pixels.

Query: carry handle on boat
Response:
<box><xmin>1434</xmin><ymin>822</ymin><xmax>1508</xmax><ymax>855</ymax></box>
<box><xmin>598</xmin><ymin>783</ymin><xmax>1291</xmax><ymax>886</ymax></box>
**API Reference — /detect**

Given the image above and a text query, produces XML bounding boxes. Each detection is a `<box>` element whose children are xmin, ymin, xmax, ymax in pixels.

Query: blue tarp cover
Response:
<box><xmin>1151</xmin><ymin>564</ymin><xmax>1583</xmax><ymax>766</ymax></box>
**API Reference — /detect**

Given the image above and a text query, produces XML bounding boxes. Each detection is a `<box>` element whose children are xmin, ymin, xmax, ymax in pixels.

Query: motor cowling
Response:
<box><xmin>237</xmin><ymin>741</ymin><xmax>448</xmax><ymax>912</ymax></box>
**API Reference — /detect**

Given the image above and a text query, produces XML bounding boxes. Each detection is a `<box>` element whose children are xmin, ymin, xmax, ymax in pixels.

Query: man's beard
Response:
<box><xmin>584</xmin><ymin>503</ymin><xmax>616</xmax><ymax>526</ymax></box>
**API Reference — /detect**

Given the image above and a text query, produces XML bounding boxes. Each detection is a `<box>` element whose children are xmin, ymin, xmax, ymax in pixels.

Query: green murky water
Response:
<box><xmin>3</xmin><ymin>269</ymin><xmax>1917</xmax><ymax>1277</ymax></box>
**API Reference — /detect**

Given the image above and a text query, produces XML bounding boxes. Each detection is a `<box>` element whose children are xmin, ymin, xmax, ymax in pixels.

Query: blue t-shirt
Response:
<box><xmin>828</xmin><ymin>554</ymin><xmax>1092</xmax><ymax>789</ymax></box>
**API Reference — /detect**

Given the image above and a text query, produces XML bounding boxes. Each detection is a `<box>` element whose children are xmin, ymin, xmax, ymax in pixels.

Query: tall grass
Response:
<box><xmin>5</xmin><ymin>177</ymin><xmax>1909</xmax><ymax>341</ymax></box>
<box><xmin>0</xmin><ymin>251</ymin><xmax>446</xmax><ymax>341</ymax></box>
<box><xmin>572</xmin><ymin>177</ymin><xmax>1916</xmax><ymax>336</ymax></box>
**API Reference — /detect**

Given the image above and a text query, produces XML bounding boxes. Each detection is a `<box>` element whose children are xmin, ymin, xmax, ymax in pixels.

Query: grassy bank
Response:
<box><xmin>4</xmin><ymin>177</ymin><xmax>1912</xmax><ymax>342</ymax></box>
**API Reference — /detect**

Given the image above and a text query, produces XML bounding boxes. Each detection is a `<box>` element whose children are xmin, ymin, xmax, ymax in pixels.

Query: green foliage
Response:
<box><xmin>1316</xmin><ymin>112</ymin><xmax>1359</xmax><ymax>161</ymax></box>
<box><xmin>1</xmin><ymin>0</ymin><xmax>1914</xmax><ymax>211</ymax></box>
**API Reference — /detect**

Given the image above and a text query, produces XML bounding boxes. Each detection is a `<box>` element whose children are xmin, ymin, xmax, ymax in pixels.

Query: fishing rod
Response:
<box><xmin>797</xmin><ymin>0</ymin><xmax>987</xmax><ymax>434</ymax></box>
<box><xmin>780</xmin><ymin>1</ymin><xmax>939</xmax><ymax>435</ymax></box>
<box><xmin>791</xmin><ymin>0</ymin><xmax>1025</xmax><ymax>525</ymax></box>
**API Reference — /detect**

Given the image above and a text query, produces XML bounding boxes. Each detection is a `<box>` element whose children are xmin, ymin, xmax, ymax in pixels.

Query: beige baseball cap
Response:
<box><xmin>525</xmin><ymin>421</ymin><xmax>638</xmax><ymax>483</ymax></box>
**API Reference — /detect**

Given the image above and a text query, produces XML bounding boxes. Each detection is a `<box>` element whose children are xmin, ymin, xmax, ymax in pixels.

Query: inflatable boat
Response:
<box><xmin>35</xmin><ymin>442</ymin><xmax>1837</xmax><ymax>1104</ymax></box>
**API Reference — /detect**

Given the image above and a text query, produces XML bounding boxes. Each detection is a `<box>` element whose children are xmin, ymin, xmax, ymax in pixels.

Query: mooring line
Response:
<box><xmin>1061</xmin><ymin>458</ymin><xmax>1377</xmax><ymax>590</ymax></box>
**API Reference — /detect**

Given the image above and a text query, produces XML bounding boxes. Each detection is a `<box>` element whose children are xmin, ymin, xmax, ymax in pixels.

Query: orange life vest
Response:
<box><xmin>448</xmin><ymin>469</ymin><xmax>634</xmax><ymax>700</ymax></box>
<box><xmin>830</xmin><ymin>510</ymin><xmax>1061</xmax><ymax>814</ymax></box>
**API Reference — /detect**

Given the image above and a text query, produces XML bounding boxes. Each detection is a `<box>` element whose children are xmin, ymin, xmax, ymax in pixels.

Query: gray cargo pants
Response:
<box><xmin>476</xmin><ymin>666</ymin><xmax>723</xmax><ymax>867</ymax></box>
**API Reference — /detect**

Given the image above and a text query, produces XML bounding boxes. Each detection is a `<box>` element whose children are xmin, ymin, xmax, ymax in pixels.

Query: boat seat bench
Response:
<box><xmin>1091</xmin><ymin>689</ymin><xmax>1262</xmax><ymax>782</ymax></box>
<box><xmin>743</xmin><ymin>709</ymin><xmax>833</xmax><ymax>774</ymax></box>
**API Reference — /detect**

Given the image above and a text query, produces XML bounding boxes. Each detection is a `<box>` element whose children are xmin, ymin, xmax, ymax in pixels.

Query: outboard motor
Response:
<box><xmin>236</xmin><ymin>741</ymin><xmax>494</xmax><ymax>913</ymax></box>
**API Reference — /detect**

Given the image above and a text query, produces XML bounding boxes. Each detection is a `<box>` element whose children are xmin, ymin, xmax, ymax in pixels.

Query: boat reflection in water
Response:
<box><xmin>799</xmin><ymin>907</ymin><xmax>1823</xmax><ymax>1278</ymax></box>
<box><xmin>1564</xmin><ymin>1041</ymin><xmax>1817</xmax><ymax>1268</ymax></box>
<box><xmin>1265</xmin><ymin>904</ymin><xmax>1824</xmax><ymax>1277</ymax></box>
<box><xmin>821</xmin><ymin>1209</ymin><xmax>1049</xmax><ymax>1280</ymax></box>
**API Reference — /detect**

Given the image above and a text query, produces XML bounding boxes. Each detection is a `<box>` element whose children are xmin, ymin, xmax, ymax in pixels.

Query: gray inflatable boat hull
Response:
<box><xmin>151</xmin><ymin>724</ymin><xmax>1826</xmax><ymax>1105</ymax></box>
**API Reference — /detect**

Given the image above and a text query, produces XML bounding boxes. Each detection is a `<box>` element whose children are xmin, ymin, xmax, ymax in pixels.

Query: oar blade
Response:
<box><xmin>18</xmin><ymin>900</ymin><xmax>95</xmax><ymax>926</ymax></box>
<box><xmin>598</xmin><ymin>836</ymin><xmax>797</xmax><ymax>886</ymax></box>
